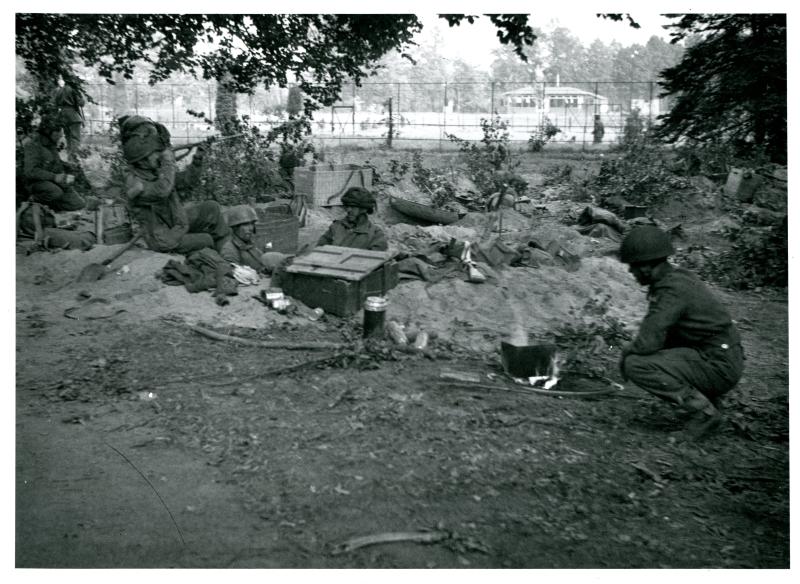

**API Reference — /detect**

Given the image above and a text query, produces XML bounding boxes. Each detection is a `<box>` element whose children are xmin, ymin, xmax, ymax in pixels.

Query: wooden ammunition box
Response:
<box><xmin>253</xmin><ymin>201</ymin><xmax>299</xmax><ymax>254</ymax></box>
<box><xmin>281</xmin><ymin>245</ymin><xmax>398</xmax><ymax>317</ymax></box>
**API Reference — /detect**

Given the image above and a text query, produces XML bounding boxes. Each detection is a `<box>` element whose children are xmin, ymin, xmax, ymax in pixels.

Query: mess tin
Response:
<box><xmin>500</xmin><ymin>342</ymin><xmax>559</xmax><ymax>378</ymax></box>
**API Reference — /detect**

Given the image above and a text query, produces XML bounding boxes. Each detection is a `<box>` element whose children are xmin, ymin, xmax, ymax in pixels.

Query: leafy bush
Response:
<box><xmin>446</xmin><ymin>116</ymin><xmax>528</xmax><ymax>204</ymax></box>
<box><xmin>701</xmin><ymin>215</ymin><xmax>787</xmax><ymax>289</ymax></box>
<box><xmin>621</xmin><ymin>109</ymin><xmax>645</xmax><ymax>145</ymax></box>
<box><xmin>409</xmin><ymin>151</ymin><xmax>457</xmax><ymax>208</ymax></box>
<box><xmin>527</xmin><ymin>118</ymin><xmax>561</xmax><ymax>152</ymax></box>
<box><xmin>180</xmin><ymin>112</ymin><xmax>314</xmax><ymax>205</ymax></box>
<box><xmin>552</xmin><ymin>294</ymin><xmax>632</xmax><ymax>378</ymax></box>
<box><xmin>592</xmin><ymin>137</ymin><xmax>689</xmax><ymax>207</ymax></box>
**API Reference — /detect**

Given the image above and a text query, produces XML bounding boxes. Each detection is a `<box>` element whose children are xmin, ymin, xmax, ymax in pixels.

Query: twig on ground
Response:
<box><xmin>435</xmin><ymin>381</ymin><xmax>617</xmax><ymax>398</ymax></box>
<box><xmin>187</xmin><ymin>323</ymin><xmax>349</xmax><ymax>351</ymax></box>
<box><xmin>331</xmin><ymin>530</ymin><xmax>451</xmax><ymax>555</ymax></box>
<box><xmin>104</xmin><ymin>441</ymin><xmax>185</xmax><ymax>546</ymax></box>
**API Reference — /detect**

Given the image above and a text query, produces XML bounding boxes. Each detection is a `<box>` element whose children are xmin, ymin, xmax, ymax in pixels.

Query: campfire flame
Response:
<box><xmin>523</xmin><ymin>351</ymin><xmax>562</xmax><ymax>390</ymax></box>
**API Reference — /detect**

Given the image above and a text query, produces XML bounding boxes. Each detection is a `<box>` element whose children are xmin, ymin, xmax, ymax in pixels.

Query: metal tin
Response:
<box><xmin>364</xmin><ymin>296</ymin><xmax>389</xmax><ymax>312</ymax></box>
<box><xmin>272</xmin><ymin>298</ymin><xmax>291</xmax><ymax>311</ymax></box>
<box><xmin>363</xmin><ymin>296</ymin><xmax>388</xmax><ymax>338</ymax></box>
<box><xmin>265</xmin><ymin>288</ymin><xmax>284</xmax><ymax>301</ymax></box>
<box><xmin>500</xmin><ymin>342</ymin><xmax>559</xmax><ymax>378</ymax></box>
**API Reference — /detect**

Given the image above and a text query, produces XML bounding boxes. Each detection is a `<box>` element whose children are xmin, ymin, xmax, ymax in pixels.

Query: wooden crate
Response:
<box><xmin>281</xmin><ymin>245</ymin><xmax>398</xmax><ymax>316</ymax></box>
<box><xmin>293</xmin><ymin>164</ymin><xmax>373</xmax><ymax>207</ymax></box>
<box><xmin>253</xmin><ymin>202</ymin><xmax>299</xmax><ymax>254</ymax></box>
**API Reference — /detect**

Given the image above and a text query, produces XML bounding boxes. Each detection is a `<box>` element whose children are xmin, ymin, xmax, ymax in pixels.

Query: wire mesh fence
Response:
<box><xmin>81</xmin><ymin>79</ymin><xmax>667</xmax><ymax>149</ymax></box>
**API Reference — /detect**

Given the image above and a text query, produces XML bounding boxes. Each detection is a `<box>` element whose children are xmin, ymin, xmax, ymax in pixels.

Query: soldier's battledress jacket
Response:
<box><xmin>317</xmin><ymin>215</ymin><xmax>388</xmax><ymax>251</ymax></box>
<box><xmin>220</xmin><ymin>234</ymin><xmax>266</xmax><ymax>272</ymax></box>
<box><xmin>23</xmin><ymin>134</ymin><xmax>67</xmax><ymax>183</ymax></box>
<box><xmin>628</xmin><ymin>264</ymin><xmax>740</xmax><ymax>355</ymax></box>
<box><xmin>125</xmin><ymin>149</ymin><xmax>202</xmax><ymax>252</ymax></box>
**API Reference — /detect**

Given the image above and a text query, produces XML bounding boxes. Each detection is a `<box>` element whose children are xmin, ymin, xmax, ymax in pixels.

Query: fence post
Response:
<box><xmin>648</xmin><ymin>81</ymin><xmax>654</xmax><ymax>123</ymax></box>
<box><xmin>170</xmin><ymin>85</ymin><xmax>175</xmax><ymax>128</ymax></box>
<box><xmin>490</xmin><ymin>81</ymin><xmax>495</xmax><ymax>115</ymax></box>
<box><xmin>442</xmin><ymin>82</ymin><xmax>448</xmax><ymax>149</ymax></box>
<box><xmin>208</xmin><ymin>86</ymin><xmax>213</xmax><ymax>124</ymax></box>
<box><xmin>352</xmin><ymin>83</ymin><xmax>356</xmax><ymax>135</ymax></box>
<box><xmin>396</xmin><ymin>83</ymin><xmax>400</xmax><ymax>121</ymax></box>
<box><xmin>134</xmin><ymin>84</ymin><xmax>139</xmax><ymax>115</ymax></box>
<box><xmin>385</xmin><ymin>97</ymin><xmax>393</xmax><ymax>149</ymax></box>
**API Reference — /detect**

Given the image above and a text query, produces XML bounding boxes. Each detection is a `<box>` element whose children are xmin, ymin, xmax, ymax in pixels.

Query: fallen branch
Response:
<box><xmin>436</xmin><ymin>381</ymin><xmax>618</xmax><ymax>398</ymax></box>
<box><xmin>331</xmin><ymin>530</ymin><xmax>451</xmax><ymax>555</ymax></box>
<box><xmin>188</xmin><ymin>324</ymin><xmax>349</xmax><ymax>351</ymax></box>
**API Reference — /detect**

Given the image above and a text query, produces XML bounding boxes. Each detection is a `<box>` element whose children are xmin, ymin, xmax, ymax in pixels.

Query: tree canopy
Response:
<box><xmin>654</xmin><ymin>14</ymin><xmax>787</xmax><ymax>163</ymax></box>
<box><xmin>15</xmin><ymin>13</ymin><xmax>536</xmax><ymax>116</ymax></box>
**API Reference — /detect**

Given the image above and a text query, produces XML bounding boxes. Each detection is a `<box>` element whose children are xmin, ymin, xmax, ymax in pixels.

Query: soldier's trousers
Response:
<box><xmin>173</xmin><ymin>201</ymin><xmax>231</xmax><ymax>254</ymax></box>
<box><xmin>28</xmin><ymin>181</ymin><xmax>87</xmax><ymax>212</ymax></box>
<box><xmin>623</xmin><ymin>344</ymin><xmax>744</xmax><ymax>411</ymax></box>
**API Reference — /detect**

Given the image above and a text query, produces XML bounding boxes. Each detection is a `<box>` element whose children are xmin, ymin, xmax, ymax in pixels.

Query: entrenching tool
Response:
<box><xmin>76</xmin><ymin>234</ymin><xmax>142</xmax><ymax>282</ymax></box>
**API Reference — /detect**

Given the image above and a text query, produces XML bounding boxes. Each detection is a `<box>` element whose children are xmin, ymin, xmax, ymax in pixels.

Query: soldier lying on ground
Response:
<box><xmin>23</xmin><ymin>114</ymin><xmax>99</xmax><ymax>212</ymax></box>
<box><xmin>122</xmin><ymin>124</ymin><xmax>230</xmax><ymax>254</ymax></box>
<box><xmin>618</xmin><ymin>225</ymin><xmax>745</xmax><ymax>440</ymax></box>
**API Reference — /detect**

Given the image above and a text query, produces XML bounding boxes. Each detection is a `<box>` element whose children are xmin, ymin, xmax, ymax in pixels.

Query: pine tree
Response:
<box><xmin>655</xmin><ymin>14</ymin><xmax>786</xmax><ymax>163</ymax></box>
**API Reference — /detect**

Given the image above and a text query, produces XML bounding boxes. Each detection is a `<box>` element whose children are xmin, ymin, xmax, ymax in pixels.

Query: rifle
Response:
<box><xmin>172</xmin><ymin>133</ymin><xmax>246</xmax><ymax>153</ymax></box>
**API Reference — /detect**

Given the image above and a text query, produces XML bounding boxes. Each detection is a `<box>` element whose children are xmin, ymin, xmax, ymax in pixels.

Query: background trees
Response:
<box><xmin>16</xmin><ymin>13</ymin><xmax>536</xmax><ymax>116</ymax></box>
<box><xmin>654</xmin><ymin>14</ymin><xmax>787</xmax><ymax>163</ymax></box>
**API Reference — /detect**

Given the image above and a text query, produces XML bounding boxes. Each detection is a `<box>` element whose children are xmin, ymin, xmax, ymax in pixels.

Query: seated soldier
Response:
<box><xmin>317</xmin><ymin>186</ymin><xmax>388</xmax><ymax>251</ymax></box>
<box><xmin>23</xmin><ymin>114</ymin><xmax>98</xmax><ymax>212</ymax></box>
<box><xmin>220</xmin><ymin>205</ymin><xmax>267</xmax><ymax>272</ymax></box>
<box><xmin>123</xmin><ymin>125</ymin><xmax>230</xmax><ymax>254</ymax></box>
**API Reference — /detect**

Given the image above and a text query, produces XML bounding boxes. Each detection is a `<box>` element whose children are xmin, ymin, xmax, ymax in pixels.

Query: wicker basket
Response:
<box><xmin>293</xmin><ymin>164</ymin><xmax>373</xmax><ymax>207</ymax></box>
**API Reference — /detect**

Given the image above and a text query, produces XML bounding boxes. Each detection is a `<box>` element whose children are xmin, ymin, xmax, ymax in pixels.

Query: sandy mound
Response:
<box><xmin>384</xmin><ymin>256</ymin><xmax>646</xmax><ymax>352</ymax></box>
<box><xmin>17</xmin><ymin>210</ymin><xmax>645</xmax><ymax>349</ymax></box>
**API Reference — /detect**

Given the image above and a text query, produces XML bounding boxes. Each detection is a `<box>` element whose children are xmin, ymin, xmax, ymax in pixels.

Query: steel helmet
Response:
<box><xmin>123</xmin><ymin>134</ymin><xmax>163</xmax><ymax>164</ymax></box>
<box><xmin>619</xmin><ymin>225</ymin><xmax>674</xmax><ymax>264</ymax></box>
<box><xmin>37</xmin><ymin>114</ymin><xmax>62</xmax><ymax>136</ymax></box>
<box><xmin>226</xmin><ymin>205</ymin><xmax>258</xmax><ymax>228</ymax></box>
<box><xmin>341</xmin><ymin>186</ymin><xmax>377</xmax><ymax>213</ymax></box>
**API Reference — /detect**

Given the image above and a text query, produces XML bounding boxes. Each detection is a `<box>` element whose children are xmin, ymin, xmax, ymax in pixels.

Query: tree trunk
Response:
<box><xmin>215</xmin><ymin>74</ymin><xmax>238</xmax><ymax>135</ymax></box>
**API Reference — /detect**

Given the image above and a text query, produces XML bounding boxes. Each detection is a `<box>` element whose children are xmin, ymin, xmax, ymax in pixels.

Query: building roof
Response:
<box><xmin>502</xmin><ymin>86</ymin><xmax>607</xmax><ymax>100</ymax></box>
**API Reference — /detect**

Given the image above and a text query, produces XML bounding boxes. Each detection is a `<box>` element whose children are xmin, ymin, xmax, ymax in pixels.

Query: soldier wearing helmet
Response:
<box><xmin>618</xmin><ymin>225</ymin><xmax>744</xmax><ymax>439</ymax></box>
<box><xmin>220</xmin><ymin>205</ymin><xmax>268</xmax><ymax>272</ymax></box>
<box><xmin>122</xmin><ymin>116</ymin><xmax>229</xmax><ymax>254</ymax></box>
<box><xmin>317</xmin><ymin>186</ymin><xmax>388</xmax><ymax>251</ymax></box>
<box><xmin>22</xmin><ymin>113</ymin><xmax>98</xmax><ymax>212</ymax></box>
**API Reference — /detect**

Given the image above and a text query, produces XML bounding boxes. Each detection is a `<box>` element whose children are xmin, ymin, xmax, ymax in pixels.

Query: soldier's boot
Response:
<box><xmin>680</xmin><ymin>389</ymin><xmax>723</xmax><ymax>440</ymax></box>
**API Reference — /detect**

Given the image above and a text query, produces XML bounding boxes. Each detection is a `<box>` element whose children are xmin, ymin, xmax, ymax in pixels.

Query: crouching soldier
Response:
<box><xmin>618</xmin><ymin>226</ymin><xmax>744</xmax><ymax>439</ymax></box>
<box><xmin>23</xmin><ymin>114</ymin><xmax>98</xmax><ymax>212</ymax></box>
<box><xmin>123</xmin><ymin>128</ymin><xmax>230</xmax><ymax>254</ymax></box>
<box><xmin>317</xmin><ymin>187</ymin><xmax>388</xmax><ymax>251</ymax></box>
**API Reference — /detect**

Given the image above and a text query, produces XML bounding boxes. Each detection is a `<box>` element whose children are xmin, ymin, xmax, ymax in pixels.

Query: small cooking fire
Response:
<box><xmin>504</xmin><ymin>307</ymin><xmax>561</xmax><ymax>390</ymax></box>
<box><xmin>521</xmin><ymin>351</ymin><xmax>562</xmax><ymax>390</ymax></box>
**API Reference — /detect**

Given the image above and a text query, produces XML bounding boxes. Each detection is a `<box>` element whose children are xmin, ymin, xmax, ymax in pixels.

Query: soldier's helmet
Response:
<box><xmin>225</xmin><ymin>205</ymin><xmax>258</xmax><ymax>228</ymax></box>
<box><xmin>619</xmin><ymin>225</ymin><xmax>674</xmax><ymax>264</ymax></box>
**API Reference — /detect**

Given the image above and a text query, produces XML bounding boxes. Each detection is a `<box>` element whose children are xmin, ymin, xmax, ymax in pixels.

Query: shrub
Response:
<box><xmin>701</xmin><ymin>215</ymin><xmax>787</xmax><ymax>289</ymax></box>
<box><xmin>179</xmin><ymin>112</ymin><xmax>313</xmax><ymax>205</ymax></box>
<box><xmin>446</xmin><ymin>116</ymin><xmax>528</xmax><ymax>204</ymax></box>
<box><xmin>527</xmin><ymin>118</ymin><xmax>561</xmax><ymax>152</ymax></box>
<box><xmin>592</xmin><ymin>137</ymin><xmax>689</xmax><ymax>207</ymax></box>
